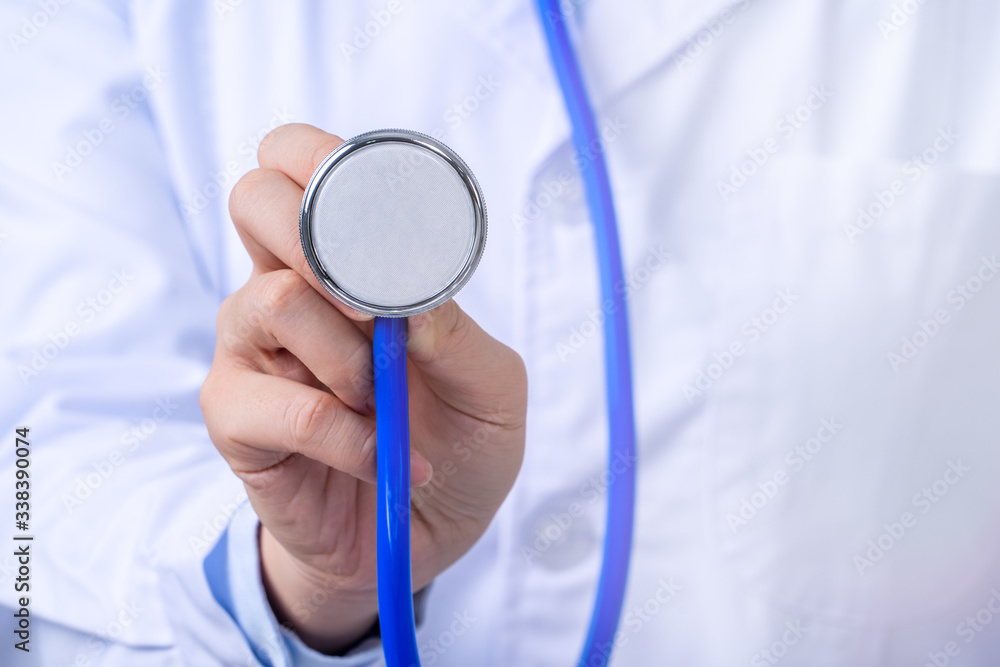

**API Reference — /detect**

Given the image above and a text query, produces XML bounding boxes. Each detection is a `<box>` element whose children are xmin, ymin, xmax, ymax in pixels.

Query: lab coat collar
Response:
<box><xmin>455</xmin><ymin>0</ymin><xmax>743</xmax><ymax>172</ymax></box>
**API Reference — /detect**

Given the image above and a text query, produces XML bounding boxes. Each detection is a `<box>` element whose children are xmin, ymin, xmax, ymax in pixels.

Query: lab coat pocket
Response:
<box><xmin>707</xmin><ymin>153</ymin><xmax>1000</xmax><ymax>625</ymax></box>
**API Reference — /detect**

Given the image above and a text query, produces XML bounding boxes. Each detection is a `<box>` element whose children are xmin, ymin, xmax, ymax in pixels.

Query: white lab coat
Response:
<box><xmin>3</xmin><ymin>0</ymin><xmax>1000</xmax><ymax>664</ymax></box>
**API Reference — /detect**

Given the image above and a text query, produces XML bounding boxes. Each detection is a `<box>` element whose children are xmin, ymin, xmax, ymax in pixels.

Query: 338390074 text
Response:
<box><xmin>13</xmin><ymin>426</ymin><xmax>33</xmax><ymax>654</ymax></box>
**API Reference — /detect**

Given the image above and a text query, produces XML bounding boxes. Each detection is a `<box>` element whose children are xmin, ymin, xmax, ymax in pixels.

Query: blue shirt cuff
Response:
<box><xmin>203</xmin><ymin>501</ymin><xmax>384</xmax><ymax>667</ymax></box>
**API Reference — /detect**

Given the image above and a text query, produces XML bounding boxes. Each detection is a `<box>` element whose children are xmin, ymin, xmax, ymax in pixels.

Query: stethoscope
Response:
<box><xmin>299</xmin><ymin>2</ymin><xmax>636</xmax><ymax>665</ymax></box>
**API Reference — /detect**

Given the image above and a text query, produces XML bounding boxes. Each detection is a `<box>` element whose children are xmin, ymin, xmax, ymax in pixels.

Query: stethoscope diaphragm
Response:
<box><xmin>300</xmin><ymin>129</ymin><xmax>487</xmax><ymax>317</ymax></box>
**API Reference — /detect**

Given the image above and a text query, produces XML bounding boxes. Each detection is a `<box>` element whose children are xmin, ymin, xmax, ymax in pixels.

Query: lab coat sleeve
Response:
<box><xmin>203</xmin><ymin>502</ymin><xmax>385</xmax><ymax>667</ymax></box>
<box><xmin>0</xmin><ymin>2</ymin><xmax>376</xmax><ymax>665</ymax></box>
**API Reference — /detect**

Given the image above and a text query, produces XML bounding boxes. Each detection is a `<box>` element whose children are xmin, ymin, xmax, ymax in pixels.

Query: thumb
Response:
<box><xmin>404</xmin><ymin>300</ymin><xmax>526</xmax><ymax>425</ymax></box>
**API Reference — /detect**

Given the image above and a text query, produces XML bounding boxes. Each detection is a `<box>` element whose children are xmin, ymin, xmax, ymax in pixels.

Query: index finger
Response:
<box><xmin>258</xmin><ymin>123</ymin><xmax>345</xmax><ymax>189</ymax></box>
<box><xmin>231</xmin><ymin>124</ymin><xmax>372</xmax><ymax>321</ymax></box>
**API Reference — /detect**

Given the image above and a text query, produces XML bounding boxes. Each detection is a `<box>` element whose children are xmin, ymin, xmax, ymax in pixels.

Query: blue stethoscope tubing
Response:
<box><xmin>374</xmin><ymin>0</ymin><xmax>638</xmax><ymax>664</ymax></box>
<box><xmin>374</xmin><ymin>315</ymin><xmax>421</xmax><ymax>666</ymax></box>
<box><xmin>535</xmin><ymin>0</ymin><xmax>638</xmax><ymax>665</ymax></box>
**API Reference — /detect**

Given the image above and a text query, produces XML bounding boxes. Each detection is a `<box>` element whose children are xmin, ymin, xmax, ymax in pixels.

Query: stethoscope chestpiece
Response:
<box><xmin>300</xmin><ymin>129</ymin><xmax>487</xmax><ymax>317</ymax></box>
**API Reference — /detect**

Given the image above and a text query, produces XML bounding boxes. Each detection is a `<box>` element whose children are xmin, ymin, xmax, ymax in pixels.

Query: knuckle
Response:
<box><xmin>198</xmin><ymin>371</ymin><xmax>215</xmax><ymax>419</ymax></box>
<box><xmin>228</xmin><ymin>168</ymin><xmax>267</xmax><ymax>223</ymax></box>
<box><xmin>257</xmin><ymin>123</ymin><xmax>300</xmax><ymax>165</ymax></box>
<box><xmin>199</xmin><ymin>369</ymin><xmax>234</xmax><ymax>448</ymax></box>
<box><xmin>216</xmin><ymin>288</ymin><xmax>258</xmax><ymax>354</ymax></box>
<box><xmin>355</xmin><ymin>426</ymin><xmax>378</xmax><ymax>477</ymax></box>
<box><xmin>253</xmin><ymin>269</ymin><xmax>308</xmax><ymax>324</ymax></box>
<box><xmin>285</xmin><ymin>391</ymin><xmax>338</xmax><ymax>450</ymax></box>
<box><xmin>283</xmin><ymin>390</ymin><xmax>377</xmax><ymax>478</ymax></box>
<box><xmin>216</xmin><ymin>292</ymin><xmax>236</xmax><ymax>330</ymax></box>
<box><xmin>441</xmin><ymin>301</ymin><xmax>475</xmax><ymax>354</ymax></box>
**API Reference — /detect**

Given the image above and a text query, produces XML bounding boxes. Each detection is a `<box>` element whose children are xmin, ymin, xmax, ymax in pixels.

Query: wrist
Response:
<box><xmin>259</xmin><ymin>527</ymin><xmax>379</xmax><ymax>655</ymax></box>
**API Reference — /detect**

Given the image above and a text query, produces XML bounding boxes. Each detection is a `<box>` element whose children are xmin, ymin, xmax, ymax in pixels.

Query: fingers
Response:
<box><xmin>229</xmin><ymin>123</ymin><xmax>369</xmax><ymax>321</ymax></box>
<box><xmin>229</xmin><ymin>168</ymin><xmax>302</xmax><ymax>275</ymax></box>
<box><xmin>406</xmin><ymin>300</ymin><xmax>528</xmax><ymax>427</ymax></box>
<box><xmin>203</xmin><ymin>363</ymin><xmax>379</xmax><ymax>483</ymax></box>
<box><xmin>257</xmin><ymin>123</ymin><xmax>345</xmax><ymax>189</ymax></box>
<box><xmin>229</xmin><ymin>166</ymin><xmax>371</xmax><ymax>321</ymax></box>
<box><xmin>219</xmin><ymin>269</ymin><xmax>376</xmax><ymax>413</ymax></box>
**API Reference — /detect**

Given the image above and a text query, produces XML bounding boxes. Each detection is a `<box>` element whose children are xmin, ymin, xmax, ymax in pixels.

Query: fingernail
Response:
<box><xmin>411</xmin><ymin>451</ymin><xmax>433</xmax><ymax>487</ymax></box>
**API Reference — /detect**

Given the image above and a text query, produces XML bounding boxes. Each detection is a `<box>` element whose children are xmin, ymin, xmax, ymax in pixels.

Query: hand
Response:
<box><xmin>200</xmin><ymin>123</ymin><xmax>527</xmax><ymax>654</ymax></box>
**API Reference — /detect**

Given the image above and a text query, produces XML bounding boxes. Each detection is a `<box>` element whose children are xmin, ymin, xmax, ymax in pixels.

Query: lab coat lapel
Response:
<box><xmin>457</xmin><ymin>0</ymin><xmax>746</xmax><ymax>180</ymax></box>
<box><xmin>576</xmin><ymin>0</ymin><xmax>749</xmax><ymax>108</ymax></box>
